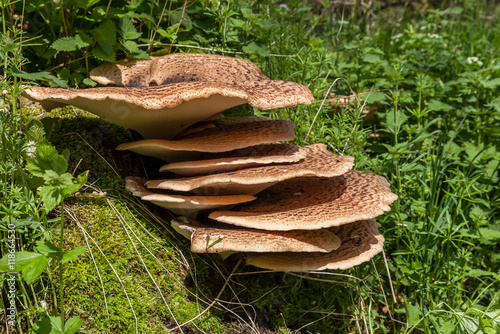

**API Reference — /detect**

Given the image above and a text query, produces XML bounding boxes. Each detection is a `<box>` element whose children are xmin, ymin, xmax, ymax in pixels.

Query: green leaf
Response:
<box><xmin>34</xmin><ymin>316</ymin><xmax>63</xmax><ymax>334</ymax></box>
<box><xmin>242</xmin><ymin>41</ymin><xmax>270</xmax><ymax>56</ymax></box>
<box><xmin>405</xmin><ymin>303</ymin><xmax>422</xmax><ymax>328</ymax></box>
<box><xmin>90</xmin><ymin>20</ymin><xmax>117</xmax><ymax>55</ymax></box>
<box><xmin>76</xmin><ymin>0</ymin><xmax>100</xmax><ymax>9</ymax></box>
<box><xmin>428</xmin><ymin>99</ymin><xmax>454</xmax><ymax>111</ymax></box>
<box><xmin>36</xmin><ymin>241</ymin><xmax>63</xmax><ymax>261</ymax></box>
<box><xmin>0</xmin><ymin>252</ymin><xmax>48</xmax><ymax>283</ymax></box>
<box><xmin>482</xmin><ymin>77</ymin><xmax>500</xmax><ymax>89</ymax></box>
<box><xmin>92</xmin><ymin>45</ymin><xmax>116</xmax><ymax>62</ymax></box>
<box><xmin>466</xmin><ymin>269</ymin><xmax>498</xmax><ymax>278</ymax></box>
<box><xmin>12</xmin><ymin>68</ymin><xmax>68</xmax><ymax>88</ymax></box>
<box><xmin>64</xmin><ymin>316</ymin><xmax>83</xmax><ymax>334</ymax></box>
<box><xmin>122</xmin><ymin>40</ymin><xmax>139</xmax><ymax>53</ymax></box>
<box><xmin>27</xmin><ymin>142</ymin><xmax>68</xmax><ymax>177</ymax></box>
<box><xmin>82</xmin><ymin>78</ymin><xmax>97</xmax><ymax>87</ymax></box>
<box><xmin>479</xmin><ymin>228</ymin><xmax>500</xmax><ymax>240</ymax></box>
<box><xmin>61</xmin><ymin>246</ymin><xmax>86</xmax><ymax>263</ymax></box>
<box><xmin>119</xmin><ymin>17</ymin><xmax>142</xmax><ymax>40</ymax></box>
<box><xmin>51</xmin><ymin>35</ymin><xmax>90</xmax><ymax>52</ymax></box>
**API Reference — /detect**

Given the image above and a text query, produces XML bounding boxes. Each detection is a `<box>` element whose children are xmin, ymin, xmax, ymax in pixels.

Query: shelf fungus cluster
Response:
<box><xmin>24</xmin><ymin>53</ymin><xmax>397</xmax><ymax>272</ymax></box>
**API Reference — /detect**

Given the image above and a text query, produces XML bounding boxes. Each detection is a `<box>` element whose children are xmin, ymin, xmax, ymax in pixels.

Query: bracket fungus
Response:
<box><xmin>37</xmin><ymin>53</ymin><xmax>397</xmax><ymax>273</ymax></box>
<box><xmin>172</xmin><ymin>217</ymin><xmax>341</xmax><ymax>254</ymax></box>
<box><xmin>24</xmin><ymin>53</ymin><xmax>314</xmax><ymax>139</ymax></box>
<box><xmin>116</xmin><ymin>119</ymin><xmax>296</xmax><ymax>162</ymax></box>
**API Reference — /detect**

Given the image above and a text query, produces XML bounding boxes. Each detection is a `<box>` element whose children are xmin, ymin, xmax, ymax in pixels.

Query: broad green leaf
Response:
<box><xmin>64</xmin><ymin>316</ymin><xmax>83</xmax><ymax>334</ymax></box>
<box><xmin>479</xmin><ymin>228</ymin><xmax>500</xmax><ymax>240</ymax></box>
<box><xmin>405</xmin><ymin>303</ymin><xmax>422</xmax><ymax>328</ymax></box>
<box><xmin>0</xmin><ymin>251</ymin><xmax>45</xmax><ymax>272</ymax></box>
<box><xmin>482</xmin><ymin>77</ymin><xmax>500</xmax><ymax>89</ymax></box>
<box><xmin>22</xmin><ymin>254</ymin><xmax>48</xmax><ymax>283</ymax></box>
<box><xmin>27</xmin><ymin>142</ymin><xmax>68</xmax><ymax>176</ymax></box>
<box><xmin>76</xmin><ymin>0</ymin><xmax>100</xmax><ymax>9</ymax></box>
<box><xmin>61</xmin><ymin>246</ymin><xmax>86</xmax><ymax>263</ymax></box>
<box><xmin>26</xmin><ymin>118</ymin><xmax>46</xmax><ymax>144</ymax></box>
<box><xmin>82</xmin><ymin>78</ymin><xmax>97</xmax><ymax>87</ymax></box>
<box><xmin>428</xmin><ymin>99</ymin><xmax>454</xmax><ymax>111</ymax></box>
<box><xmin>51</xmin><ymin>35</ymin><xmax>90</xmax><ymax>52</ymax></box>
<box><xmin>466</xmin><ymin>269</ymin><xmax>498</xmax><ymax>278</ymax></box>
<box><xmin>122</xmin><ymin>40</ymin><xmax>139</xmax><ymax>53</ymax></box>
<box><xmin>242</xmin><ymin>41</ymin><xmax>270</xmax><ymax>56</ymax></box>
<box><xmin>92</xmin><ymin>45</ymin><xmax>116</xmax><ymax>62</ymax></box>
<box><xmin>90</xmin><ymin>20</ymin><xmax>116</xmax><ymax>55</ymax></box>
<box><xmin>12</xmin><ymin>68</ymin><xmax>68</xmax><ymax>88</ymax></box>
<box><xmin>119</xmin><ymin>17</ymin><xmax>142</xmax><ymax>40</ymax></box>
<box><xmin>36</xmin><ymin>241</ymin><xmax>63</xmax><ymax>261</ymax></box>
<box><xmin>34</xmin><ymin>316</ymin><xmax>63</xmax><ymax>334</ymax></box>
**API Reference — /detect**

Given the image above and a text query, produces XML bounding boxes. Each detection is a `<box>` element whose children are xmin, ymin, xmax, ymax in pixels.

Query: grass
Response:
<box><xmin>1</xmin><ymin>0</ymin><xmax>500</xmax><ymax>333</ymax></box>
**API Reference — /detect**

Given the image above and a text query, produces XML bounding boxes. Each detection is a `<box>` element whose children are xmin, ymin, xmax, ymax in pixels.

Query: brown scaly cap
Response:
<box><xmin>116</xmin><ymin>119</ymin><xmax>296</xmax><ymax>162</ymax></box>
<box><xmin>245</xmin><ymin>219</ymin><xmax>384</xmax><ymax>271</ymax></box>
<box><xmin>171</xmin><ymin>217</ymin><xmax>341</xmax><ymax>254</ymax></box>
<box><xmin>25</xmin><ymin>53</ymin><xmax>313</xmax><ymax>139</ymax></box>
<box><xmin>146</xmin><ymin>144</ymin><xmax>355</xmax><ymax>195</ymax></box>
<box><xmin>160</xmin><ymin>143</ymin><xmax>306</xmax><ymax>176</ymax></box>
<box><xmin>209</xmin><ymin>171</ymin><xmax>398</xmax><ymax>230</ymax></box>
<box><xmin>125</xmin><ymin>176</ymin><xmax>255</xmax><ymax>215</ymax></box>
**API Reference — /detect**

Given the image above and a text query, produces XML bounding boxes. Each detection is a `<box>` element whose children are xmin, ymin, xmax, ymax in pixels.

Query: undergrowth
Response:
<box><xmin>1</xmin><ymin>0</ymin><xmax>499</xmax><ymax>333</ymax></box>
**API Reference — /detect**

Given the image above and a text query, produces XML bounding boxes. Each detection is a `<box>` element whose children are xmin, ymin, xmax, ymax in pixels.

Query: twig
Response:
<box><xmin>177</xmin><ymin>257</ymin><xmax>243</xmax><ymax>330</ymax></box>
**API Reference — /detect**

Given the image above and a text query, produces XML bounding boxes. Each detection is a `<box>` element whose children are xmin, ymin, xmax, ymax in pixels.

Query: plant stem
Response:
<box><xmin>59</xmin><ymin>200</ymin><xmax>65</xmax><ymax>330</ymax></box>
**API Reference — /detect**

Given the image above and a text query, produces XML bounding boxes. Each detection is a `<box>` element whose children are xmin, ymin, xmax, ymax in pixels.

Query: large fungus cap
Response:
<box><xmin>209</xmin><ymin>170</ymin><xmax>397</xmax><ymax>230</ymax></box>
<box><xmin>146</xmin><ymin>144</ymin><xmax>355</xmax><ymax>195</ymax></box>
<box><xmin>25</xmin><ymin>53</ymin><xmax>314</xmax><ymax>139</ymax></box>
<box><xmin>125</xmin><ymin>176</ymin><xmax>255</xmax><ymax>215</ymax></box>
<box><xmin>160</xmin><ymin>143</ymin><xmax>306</xmax><ymax>176</ymax></box>
<box><xmin>245</xmin><ymin>219</ymin><xmax>384</xmax><ymax>272</ymax></box>
<box><xmin>116</xmin><ymin>119</ymin><xmax>296</xmax><ymax>162</ymax></box>
<box><xmin>172</xmin><ymin>217</ymin><xmax>341</xmax><ymax>254</ymax></box>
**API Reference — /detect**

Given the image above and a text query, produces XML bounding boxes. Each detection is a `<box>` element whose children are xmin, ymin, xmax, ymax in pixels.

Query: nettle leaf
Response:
<box><xmin>482</xmin><ymin>77</ymin><xmax>500</xmax><ymax>89</ymax></box>
<box><xmin>61</xmin><ymin>246</ymin><xmax>86</xmax><ymax>263</ymax></box>
<box><xmin>242</xmin><ymin>41</ymin><xmax>270</xmax><ymax>56</ymax></box>
<box><xmin>76</xmin><ymin>0</ymin><xmax>100</xmax><ymax>9</ymax></box>
<box><xmin>428</xmin><ymin>99</ymin><xmax>454</xmax><ymax>111</ymax></box>
<box><xmin>120</xmin><ymin>17</ymin><xmax>141</xmax><ymax>40</ymax></box>
<box><xmin>405</xmin><ymin>303</ymin><xmax>423</xmax><ymax>328</ymax></box>
<box><xmin>51</xmin><ymin>35</ymin><xmax>90</xmax><ymax>52</ymax></box>
<box><xmin>90</xmin><ymin>20</ymin><xmax>117</xmax><ymax>55</ymax></box>
<box><xmin>92</xmin><ymin>45</ymin><xmax>116</xmax><ymax>62</ymax></box>
<box><xmin>12</xmin><ymin>68</ymin><xmax>68</xmax><ymax>88</ymax></box>
<box><xmin>82</xmin><ymin>77</ymin><xmax>97</xmax><ymax>87</ymax></box>
<box><xmin>122</xmin><ymin>40</ymin><xmax>139</xmax><ymax>53</ymax></box>
<box><xmin>479</xmin><ymin>228</ymin><xmax>500</xmax><ymax>240</ymax></box>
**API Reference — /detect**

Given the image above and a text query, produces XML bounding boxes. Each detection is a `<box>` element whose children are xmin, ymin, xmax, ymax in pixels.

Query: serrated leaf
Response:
<box><xmin>12</xmin><ymin>68</ymin><xmax>68</xmax><ymax>88</ymax></box>
<box><xmin>51</xmin><ymin>35</ymin><xmax>89</xmax><ymax>52</ymax></box>
<box><xmin>92</xmin><ymin>45</ymin><xmax>116</xmax><ymax>62</ymax></box>
<box><xmin>406</xmin><ymin>303</ymin><xmax>422</xmax><ymax>328</ymax></box>
<box><xmin>364</xmin><ymin>91</ymin><xmax>388</xmax><ymax>104</ymax></box>
<box><xmin>90</xmin><ymin>20</ymin><xmax>116</xmax><ymax>55</ymax></box>
<box><xmin>120</xmin><ymin>17</ymin><xmax>141</xmax><ymax>40</ymax></box>
<box><xmin>482</xmin><ymin>77</ymin><xmax>500</xmax><ymax>89</ymax></box>
<box><xmin>428</xmin><ymin>99</ymin><xmax>454</xmax><ymax>111</ymax></box>
<box><xmin>82</xmin><ymin>77</ymin><xmax>97</xmax><ymax>87</ymax></box>
<box><xmin>242</xmin><ymin>41</ymin><xmax>270</xmax><ymax>56</ymax></box>
<box><xmin>61</xmin><ymin>246</ymin><xmax>86</xmax><ymax>263</ymax></box>
<box><xmin>479</xmin><ymin>228</ymin><xmax>500</xmax><ymax>240</ymax></box>
<box><xmin>122</xmin><ymin>40</ymin><xmax>139</xmax><ymax>53</ymax></box>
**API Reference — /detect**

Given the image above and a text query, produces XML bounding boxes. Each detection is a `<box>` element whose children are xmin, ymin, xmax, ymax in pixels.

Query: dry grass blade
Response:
<box><xmin>65</xmin><ymin>208</ymin><xmax>110</xmax><ymax>316</ymax></box>
<box><xmin>106</xmin><ymin>198</ymin><xmax>184</xmax><ymax>333</ymax></box>
<box><xmin>69</xmin><ymin>208</ymin><xmax>139</xmax><ymax>333</ymax></box>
